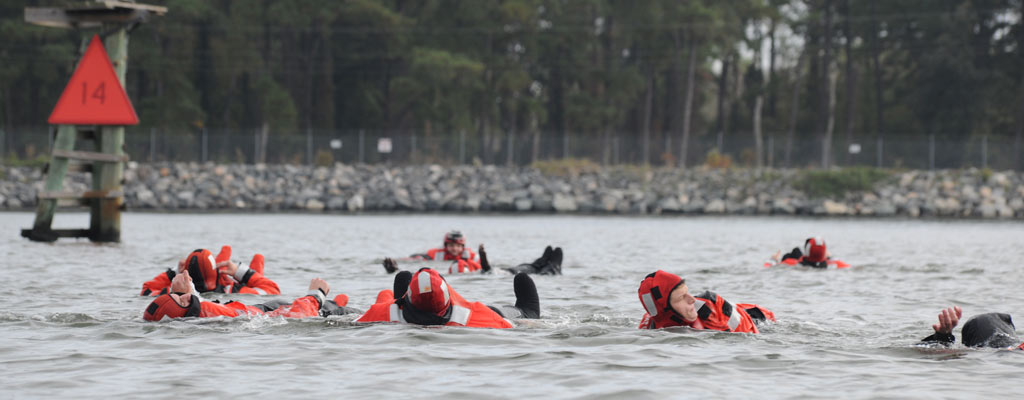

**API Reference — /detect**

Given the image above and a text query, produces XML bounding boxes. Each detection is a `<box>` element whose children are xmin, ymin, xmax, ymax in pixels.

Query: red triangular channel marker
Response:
<box><xmin>48</xmin><ymin>35</ymin><xmax>139</xmax><ymax>125</ymax></box>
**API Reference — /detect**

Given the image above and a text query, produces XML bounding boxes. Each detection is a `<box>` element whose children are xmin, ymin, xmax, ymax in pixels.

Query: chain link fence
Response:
<box><xmin>2</xmin><ymin>126</ymin><xmax>1021</xmax><ymax>170</ymax></box>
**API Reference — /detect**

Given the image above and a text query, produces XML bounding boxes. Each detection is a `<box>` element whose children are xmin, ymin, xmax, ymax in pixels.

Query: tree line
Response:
<box><xmin>1</xmin><ymin>0</ymin><xmax>1022</xmax><ymax>167</ymax></box>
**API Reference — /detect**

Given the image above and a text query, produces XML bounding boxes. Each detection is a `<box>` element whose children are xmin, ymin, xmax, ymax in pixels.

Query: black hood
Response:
<box><xmin>962</xmin><ymin>313</ymin><xmax>1018</xmax><ymax>348</ymax></box>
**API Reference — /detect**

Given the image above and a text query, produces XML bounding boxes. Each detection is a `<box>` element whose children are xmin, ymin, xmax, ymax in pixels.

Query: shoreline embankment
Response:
<box><xmin>2</xmin><ymin>163</ymin><xmax>1022</xmax><ymax>218</ymax></box>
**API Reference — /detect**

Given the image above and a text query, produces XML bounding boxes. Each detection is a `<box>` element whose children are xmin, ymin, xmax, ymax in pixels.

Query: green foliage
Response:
<box><xmin>704</xmin><ymin>149</ymin><xmax>733</xmax><ymax>169</ymax></box>
<box><xmin>3</xmin><ymin>152</ymin><xmax>48</xmax><ymax>168</ymax></box>
<box><xmin>796</xmin><ymin>168</ymin><xmax>892</xmax><ymax>198</ymax></box>
<box><xmin>531</xmin><ymin>158</ymin><xmax>600</xmax><ymax>177</ymax></box>
<box><xmin>980</xmin><ymin>167</ymin><xmax>993</xmax><ymax>183</ymax></box>
<box><xmin>254</xmin><ymin>76</ymin><xmax>298</xmax><ymax>132</ymax></box>
<box><xmin>314</xmin><ymin>149</ymin><xmax>334</xmax><ymax>167</ymax></box>
<box><xmin>0</xmin><ymin>0</ymin><xmax>1022</xmax><ymax>166</ymax></box>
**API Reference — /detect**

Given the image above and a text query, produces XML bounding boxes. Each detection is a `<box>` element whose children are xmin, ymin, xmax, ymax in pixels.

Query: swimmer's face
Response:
<box><xmin>669</xmin><ymin>283</ymin><xmax>698</xmax><ymax>322</ymax></box>
<box><xmin>445</xmin><ymin>242</ymin><xmax>465</xmax><ymax>256</ymax></box>
<box><xmin>169</xmin><ymin>292</ymin><xmax>192</xmax><ymax>308</ymax></box>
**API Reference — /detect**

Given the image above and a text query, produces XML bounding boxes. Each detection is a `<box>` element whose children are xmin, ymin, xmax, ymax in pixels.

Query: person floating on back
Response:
<box><xmin>356</xmin><ymin>267</ymin><xmax>541</xmax><ymax>328</ymax></box>
<box><xmin>637</xmin><ymin>270</ymin><xmax>775</xmax><ymax>333</ymax></box>
<box><xmin>919</xmin><ymin>306</ymin><xmax>1024</xmax><ymax>350</ymax></box>
<box><xmin>382</xmin><ymin>230</ymin><xmax>564</xmax><ymax>275</ymax></box>
<box><xmin>140</xmin><ymin>246</ymin><xmax>281</xmax><ymax>296</ymax></box>
<box><xmin>765</xmin><ymin>238</ymin><xmax>850</xmax><ymax>269</ymax></box>
<box><xmin>382</xmin><ymin>230</ymin><xmax>482</xmax><ymax>274</ymax></box>
<box><xmin>142</xmin><ymin>270</ymin><xmax>354</xmax><ymax>321</ymax></box>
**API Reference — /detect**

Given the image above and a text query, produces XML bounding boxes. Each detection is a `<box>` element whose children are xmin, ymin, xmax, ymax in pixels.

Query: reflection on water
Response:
<box><xmin>0</xmin><ymin>212</ymin><xmax>1022</xmax><ymax>398</ymax></box>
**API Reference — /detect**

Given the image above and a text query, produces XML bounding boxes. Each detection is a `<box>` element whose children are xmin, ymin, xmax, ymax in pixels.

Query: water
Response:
<box><xmin>1</xmin><ymin>212</ymin><xmax>1022</xmax><ymax>398</ymax></box>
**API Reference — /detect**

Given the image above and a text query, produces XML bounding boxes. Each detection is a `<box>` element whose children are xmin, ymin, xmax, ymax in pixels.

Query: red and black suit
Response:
<box><xmin>140</xmin><ymin>248</ymin><xmax>280</xmax><ymax>296</ymax></box>
<box><xmin>638</xmin><ymin>270</ymin><xmax>775</xmax><ymax>333</ymax></box>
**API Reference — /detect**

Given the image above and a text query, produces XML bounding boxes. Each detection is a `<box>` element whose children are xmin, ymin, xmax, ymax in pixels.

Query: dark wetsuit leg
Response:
<box><xmin>503</xmin><ymin>246</ymin><xmax>563</xmax><ymax>275</ymax></box>
<box><xmin>253</xmin><ymin>299</ymin><xmax>291</xmax><ymax>312</ymax></box>
<box><xmin>488</xmin><ymin>305</ymin><xmax>507</xmax><ymax>318</ymax></box>
<box><xmin>321</xmin><ymin>300</ymin><xmax>362</xmax><ymax>317</ymax></box>
<box><xmin>393</xmin><ymin>270</ymin><xmax>412</xmax><ymax>300</ymax></box>
<box><xmin>540</xmin><ymin>247</ymin><xmax>563</xmax><ymax>275</ymax></box>
<box><xmin>513</xmin><ymin>272</ymin><xmax>540</xmax><ymax>318</ymax></box>
<box><xmin>505</xmin><ymin>263</ymin><xmax>535</xmax><ymax>274</ymax></box>
<box><xmin>781</xmin><ymin>247</ymin><xmax>802</xmax><ymax>262</ymax></box>
<box><xmin>799</xmin><ymin>259</ymin><xmax>828</xmax><ymax>269</ymax></box>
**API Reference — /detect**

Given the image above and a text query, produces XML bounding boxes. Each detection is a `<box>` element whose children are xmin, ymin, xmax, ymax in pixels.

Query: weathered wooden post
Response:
<box><xmin>20</xmin><ymin>1</ymin><xmax>167</xmax><ymax>243</ymax></box>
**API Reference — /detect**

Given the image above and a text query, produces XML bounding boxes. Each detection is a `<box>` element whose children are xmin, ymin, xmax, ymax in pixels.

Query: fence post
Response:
<box><xmin>563</xmin><ymin>134</ymin><xmax>569</xmax><ymax>159</ymax></box>
<box><xmin>876</xmin><ymin>136</ymin><xmax>883</xmax><ymax>168</ymax></box>
<box><xmin>411</xmin><ymin>133</ymin><xmax>417</xmax><ymax>163</ymax></box>
<box><xmin>665</xmin><ymin>136</ymin><xmax>672</xmax><ymax>166</ymax></box>
<box><xmin>614</xmin><ymin>135</ymin><xmax>620</xmax><ymax>164</ymax></box>
<box><xmin>767</xmin><ymin>135</ymin><xmax>774</xmax><ymax>168</ymax></box>
<box><xmin>306</xmin><ymin>127</ymin><xmax>313</xmax><ymax>166</ymax></box>
<box><xmin>981</xmin><ymin>135</ymin><xmax>988</xmax><ymax>169</ymax></box>
<box><xmin>506</xmin><ymin>132</ymin><xmax>515</xmax><ymax>166</ymax></box>
<box><xmin>358</xmin><ymin>129</ymin><xmax>365</xmax><ymax>164</ymax></box>
<box><xmin>201</xmin><ymin>128</ymin><xmax>208</xmax><ymax>163</ymax></box>
<box><xmin>929</xmin><ymin>134</ymin><xmax>935</xmax><ymax>171</ymax></box>
<box><xmin>253</xmin><ymin>131</ymin><xmax>259</xmax><ymax>164</ymax></box>
<box><xmin>459</xmin><ymin>130</ymin><xmax>465</xmax><ymax>165</ymax></box>
<box><xmin>0</xmin><ymin>128</ymin><xmax>5</xmax><ymax>163</ymax></box>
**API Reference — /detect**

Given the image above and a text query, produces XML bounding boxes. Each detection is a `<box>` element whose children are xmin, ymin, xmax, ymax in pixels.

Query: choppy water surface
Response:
<box><xmin>1</xmin><ymin>213</ymin><xmax>1022</xmax><ymax>398</ymax></box>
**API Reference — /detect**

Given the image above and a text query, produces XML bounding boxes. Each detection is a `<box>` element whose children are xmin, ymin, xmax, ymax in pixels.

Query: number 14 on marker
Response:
<box><xmin>81</xmin><ymin>81</ymin><xmax>106</xmax><ymax>104</ymax></box>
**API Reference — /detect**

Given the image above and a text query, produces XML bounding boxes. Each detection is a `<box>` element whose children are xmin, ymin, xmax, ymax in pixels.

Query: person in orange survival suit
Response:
<box><xmin>767</xmin><ymin>237</ymin><xmax>848</xmax><ymax>269</ymax></box>
<box><xmin>355</xmin><ymin>268</ymin><xmax>541</xmax><ymax>328</ymax></box>
<box><xmin>637</xmin><ymin>270</ymin><xmax>775</xmax><ymax>333</ymax></box>
<box><xmin>385</xmin><ymin>239</ymin><xmax>565</xmax><ymax>278</ymax></box>
<box><xmin>143</xmin><ymin>270</ymin><xmax>356</xmax><ymax>321</ymax></box>
<box><xmin>383</xmin><ymin>230</ymin><xmax>483</xmax><ymax>274</ymax></box>
<box><xmin>919</xmin><ymin>306</ymin><xmax>1024</xmax><ymax>350</ymax></box>
<box><xmin>140</xmin><ymin>246</ymin><xmax>280</xmax><ymax>296</ymax></box>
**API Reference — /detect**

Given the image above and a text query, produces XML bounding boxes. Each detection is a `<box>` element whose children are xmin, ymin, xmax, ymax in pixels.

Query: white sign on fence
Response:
<box><xmin>848</xmin><ymin>143</ymin><xmax>861</xmax><ymax>154</ymax></box>
<box><xmin>377</xmin><ymin>138</ymin><xmax>393</xmax><ymax>154</ymax></box>
<box><xmin>330</xmin><ymin>139</ymin><xmax>343</xmax><ymax>149</ymax></box>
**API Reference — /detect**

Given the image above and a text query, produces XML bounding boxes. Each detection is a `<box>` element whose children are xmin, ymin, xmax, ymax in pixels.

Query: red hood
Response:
<box><xmin>638</xmin><ymin>270</ymin><xmax>689</xmax><ymax>328</ymax></box>
<box><xmin>143</xmin><ymin>293</ymin><xmax>200</xmax><ymax>321</ymax></box>
<box><xmin>804</xmin><ymin>238</ymin><xmax>827</xmax><ymax>263</ymax></box>
<box><xmin>186</xmin><ymin>249</ymin><xmax>218</xmax><ymax>292</ymax></box>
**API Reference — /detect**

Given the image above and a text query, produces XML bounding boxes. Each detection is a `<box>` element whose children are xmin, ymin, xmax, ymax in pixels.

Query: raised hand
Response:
<box><xmin>383</xmin><ymin>257</ymin><xmax>398</xmax><ymax>274</ymax></box>
<box><xmin>931</xmin><ymin>306</ymin><xmax>962</xmax><ymax>334</ymax></box>
<box><xmin>217</xmin><ymin>259</ymin><xmax>239</xmax><ymax>276</ymax></box>
<box><xmin>308</xmin><ymin>278</ymin><xmax>330</xmax><ymax>295</ymax></box>
<box><xmin>478</xmin><ymin>244</ymin><xmax>491</xmax><ymax>273</ymax></box>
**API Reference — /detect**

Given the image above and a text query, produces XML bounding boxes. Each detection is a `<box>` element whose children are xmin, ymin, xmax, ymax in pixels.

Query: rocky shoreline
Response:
<box><xmin>2</xmin><ymin>162</ymin><xmax>1023</xmax><ymax>218</ymax></box>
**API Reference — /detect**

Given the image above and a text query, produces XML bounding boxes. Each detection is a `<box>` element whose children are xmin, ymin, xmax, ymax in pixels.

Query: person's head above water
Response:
<box><xmin>444</xmin><ymin>230</ymin><xmax>466</xmax><ymax>256</ymax></box>
<box><xmin>407</xmin><ymin>268</ymin><xmax>452</xmax><ymax>316</ymax></box>
<box><xmin>638</xmin><ymin>270</ymin><xmax>698</xmax><ymax>325</ymax></box>
<box><xmin>143</xmin><ymin>292</ymin><xmax>200</xmax><ymax>321</ymax></box>
<box><xmin>803</xmin><ymin>238</ymin><xmax>827</xmax><ymax>263</ymax></box>
<box><xmin>962</xmin><ymin>313</ymin><xmax>1018</xmax><ymax>348</ymax></box>
<box><xmin>143</xmin><ymin>271</ymin><xmax>200</xmax><ymax>321</ymax></box>
<box><xmin>184</xmin><ymin>248</ymin><xmax>219</xmax><ymax>292</ymax></box>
